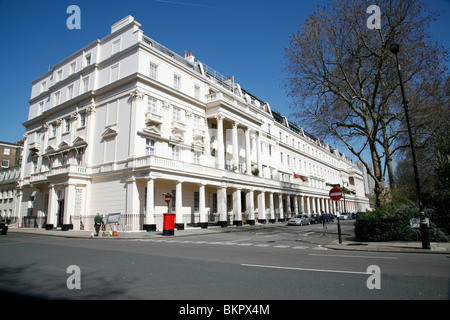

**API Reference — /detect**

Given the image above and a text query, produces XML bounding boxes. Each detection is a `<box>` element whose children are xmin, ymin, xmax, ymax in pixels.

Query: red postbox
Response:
<box><xmin>163</xmin><ymin>213</ymin><xmax>175</xmax><ymax>236</ymax></box>
<box><xmin>162</xmin><ymin>193</ymin><xmax>175</xmax><ymax>236</ymax></box>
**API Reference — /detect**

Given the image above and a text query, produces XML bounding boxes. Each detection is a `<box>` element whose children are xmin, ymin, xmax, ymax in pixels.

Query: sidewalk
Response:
<box><xmin>7</xmin><ymin>223</ymin><xmax>281</xmax><ymax>239</ymax></box>
<box><xmin>7</xmin><ymin>226</ymin><xmax>450</xmax><ymax>254</ymax></box>
<box><xmin>325</xmin><ymin>239</ymin><xmax>450</xmax><ymax>254</ymax></box>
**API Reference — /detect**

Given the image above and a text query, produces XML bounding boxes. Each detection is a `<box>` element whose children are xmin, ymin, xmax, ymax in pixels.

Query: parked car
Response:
<box><xmin>355</xmin><ymin>212</ymin><xmax>367</xmax><ymax>219</ymax></box>
<box><xmin>310</xmin><ymin>215</ymin><xmax>322</xmax><ymax>224</ymax></box>
<box><xmin>0</xmin><ymin>222</ymin><xmax>8</xmax><ymax>235</ymax></box>
<box><xmin>339</xmin><ymin>213</ymin><xmax>351</xmax><ymax>220</ymax></box>
<box><xmin>288</xmin><ymin>214</ymin><xmax>311</xmax><ymax>226</ymax></box>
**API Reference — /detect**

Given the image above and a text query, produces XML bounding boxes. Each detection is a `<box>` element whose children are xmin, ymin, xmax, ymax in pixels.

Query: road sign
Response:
<box><xmin>165</xmin><ymin>194</ymin><xmax>171</xmax><ymax>203</ymax></box>
<box><xmin>329</xmin><ymin>187</ymin><xmax>343</xmax><ymax>201</ymax></box>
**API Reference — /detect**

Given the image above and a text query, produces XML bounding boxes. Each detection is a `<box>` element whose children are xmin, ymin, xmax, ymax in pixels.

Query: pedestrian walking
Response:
<box><xmin>322</xmin><ymin>212</ymin><xmax>327</xmax><ymax>230</ymax></box>
<box><xmin>94</xmin><ymin>213</ymin><xmax>103</xmax><ymax>237</ymax></box>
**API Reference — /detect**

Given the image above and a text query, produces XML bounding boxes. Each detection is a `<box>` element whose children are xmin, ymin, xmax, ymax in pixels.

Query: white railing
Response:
<box><xmin>28</xmin><ymin>165</ymin><xmax>89</xmax><ymax>183</ymax></box>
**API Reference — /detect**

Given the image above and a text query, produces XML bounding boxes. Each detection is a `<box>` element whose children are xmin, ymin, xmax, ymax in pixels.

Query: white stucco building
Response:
<box><xmin>18</xmin><ymin>16</ymin><xmax>370</xmax><ymax>231</ymax></box>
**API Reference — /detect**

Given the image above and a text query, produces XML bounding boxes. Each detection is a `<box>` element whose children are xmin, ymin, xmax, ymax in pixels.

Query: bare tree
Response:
<box><xmin>284</xmin><ymin>0</ymin><xmax>448</xmax><ymax>207</ymax></box>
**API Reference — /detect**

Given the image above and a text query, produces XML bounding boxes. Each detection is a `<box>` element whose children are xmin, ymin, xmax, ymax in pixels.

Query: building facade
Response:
<box><xmin>18</xmin><ymin>16</ymin><xmax>370</xmax><ymax>231</ymax></box>
<box><xmin>0</xmin><ymin>141</ymin><xmax>22</xmax><ymax>169</ymax></box>
<box><xmin>0</xmin><ymin>165</ymin><xmax>21</xmax><ymax>224</ymax></box>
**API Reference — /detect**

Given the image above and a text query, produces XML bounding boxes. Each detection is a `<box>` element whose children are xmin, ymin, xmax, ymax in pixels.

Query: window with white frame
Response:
<box><xmin>194</xmin><ymin>114</ymin><xmax>201</xmax><ymax>129</ymax></box>
<box><xmin>85</xmin><ymin>53</ymin><xmax>91</xmax><ymax>66</ymax></box>
<box><xmin>51</xmin><ymin>123</ymin><xmax>57</xmax><ymax>138</ymax></box>
<box><xmin>70</xmin><ymin>62</ymin><xmax>76</xmax><ymax>75</ymax></box>
<box><xmin>173</xmin><ymin>74</ymin><xmax>181</xmax><ymax>91</ymax></box>
<box><xmin>1</xmin><ymin>159</ymin><xmax>9</xmax><ymax>168</ymax></box>
<box><xmin>147</xmin><ymin>96</ymin><xmax>158</xmax><ymax>114</ymax></box>
<box><xmin>193</xmin><ymin>150</ymin><xmax>201</xmax><ymax>165</ymax></box>
<box><xmin>67</xmin><ymin>85</ymin><xmax>74</xmax><ymax>100</ymax></box>
<box><xmin>149</xmin><ymin>62</ymin><xmax>158</xmax><ymax>80</ymax></box>
<box><xmin>194</xmin><ymin>192</ymin><xmax>199</xmax><ymax>212</ymax></box>
<box><xmin>64</xmin><ymin>118</ymin><xmax>71</xmax><ymax>133</ymax></box>
<box><xmin>3</xmin><ymin>148</ymin><xmax>10</xmax><ymax>156</ymax></box>
<box><xmin>76</xmin><ymin>148</ymin><xmax>85</xmax><ymax>165</ymax></box>
<box><xmin>146</xmin><ymin>139</ymin><xmax>155</xmax><ymax>156</ymax></box>
<box><xmin>173</xmin><ymin>107</ymin><xmax>181</xmax><ymax>122</ymax></box>
<box><xmin>32</xmin><ymin>159</ymin><xmax>38</xmax><ymax>173</ymax></box>
<box><xmin>54</xmin><ymin>91</ymin><xmax>60</xmax><ymax>106</ymax></box>
<box><xmin>81</xmin><ymin>77</ymin><xmax>89</xmax><ymax>93</ymax></box>
<box><xmin>61</xmin><ymin>152</ymin><xmax>68</xmax><ymax>166</ymax></box>
<box><xmin>194</xmin><ymin>84</ymin><xmax>201</xmax><ymax>99</ymax></box>
<box><xmin>172</xmin><ymin>145</ymin><xmax>180</xmax><ymax>161</ymax></box>
<box><xmin>79</xmin><ymin>112</ymin><xmax>86</xmax><ymax>128</ymax></box>
<box><xmin>56</xmin><ymin>70</ymin><xmax>63</xmax><ymax>82</ymax></box>
<box><xmin>41</xmin><ymin>81</ymin><xmax>46</xmax><ymax>93</ymax></box>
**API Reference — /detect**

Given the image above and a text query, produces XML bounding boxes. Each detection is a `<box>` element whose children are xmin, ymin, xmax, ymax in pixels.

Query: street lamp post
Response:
<box><xmin>390</xmin><ymin>43</ymin><xmax>430</xmax><ymax>249</ymax></box>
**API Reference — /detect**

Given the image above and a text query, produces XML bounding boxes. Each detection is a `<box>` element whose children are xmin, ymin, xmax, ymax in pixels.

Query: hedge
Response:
<box><xmin>354</xmin><ymin>204</ymin><xmax>449</xmax><ymax>242</ymax></box>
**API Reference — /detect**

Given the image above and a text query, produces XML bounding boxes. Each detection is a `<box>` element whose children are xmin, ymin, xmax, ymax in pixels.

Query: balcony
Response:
<box><xmin>28</xmin><ymin>165</ymin><xmax>89</xmax><ymax>185</ymax></box>
<box><xmin>193</xmin><ymin>128</ymin><xmax>206</xmax><ymax>140</ymax></box>
<box><xmin>206</xmin><ymin>92</ymin><xmax>236</xmax><ymax>106</ymax></box>
<box><xmin>130</xmin><ymin>155</ymin><xmax>322</xmax><ymax>195</ymax></box>
<box><xmin>145</xmin><ymin>111</ymin><xmax>163</xmax><ymax>126</ymax></box>
<box><xmin>205</xmin><ymin>92</ymin><xmax>262</xmax><ymax>125</ymax></box>
<box><xmin>171</xmin><ymin>120</ymin><xmax>186</xmax><ymax>132</ymax></box>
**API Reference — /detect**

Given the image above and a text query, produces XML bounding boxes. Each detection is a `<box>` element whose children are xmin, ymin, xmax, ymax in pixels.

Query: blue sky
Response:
<box><xmin>0</xmin><ymin>0</ymin><xmax>449</xmax><ymax>160</ymax></box>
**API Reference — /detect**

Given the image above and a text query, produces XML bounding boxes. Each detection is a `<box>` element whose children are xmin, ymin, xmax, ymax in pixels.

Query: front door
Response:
<box><xmin>57</xmin><ymin>199</ymin><xmax>65</xmax><ymax>228</ymax></box>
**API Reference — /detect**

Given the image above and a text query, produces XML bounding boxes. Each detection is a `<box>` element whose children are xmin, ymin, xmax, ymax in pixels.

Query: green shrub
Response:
<box><xmin>354</xmin><ymin>203</ymin><xmax>449</xmax><ymax>242</ymax></box>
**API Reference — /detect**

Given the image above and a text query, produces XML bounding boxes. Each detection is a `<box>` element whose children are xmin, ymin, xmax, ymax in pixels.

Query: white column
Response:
<box><xmin>246</xmin><ymin>189</ymin><xmax>255</xmax><ymax>223</ymax></box>
<box><xmin>258</xmin><ymin>191</ymin><xmax>266</xmax><ymax>223</ymax></box>
<box><xmin>321</xmin><ymin>198</ymin><xmax>325</xmax><ymax>214</ymax></box>
<box><xmin>63</xmin><ymin>184</ymin><xmax>76</xmax><ymax>225</ymax></box>
<box><xmin>233</xmin><ymin>188</ymin><xmax>242</xmax><ymax>225</ymax></box>
<box><xmin>269</xmin><ymin>192</ymin><xmax>275</xmax><ymax>222</ymax></box>
<box><xmin>256</xmin><ymin>131</ymin><xmax>262</xmax><ymax>174</ymax></box>
<box><xmin>294</xmin><ymin>195</ymin><xmax>299</xmax><ymax>215</ymax></box>
<box><xmin>232</xmin><ymin>122</ymin><xmax>239</xmax><ymax>170</ymax></box>
<box><xmin>218</xmin><ymin>186</ymin><xmax>228</xmax><ymax>226</ymax></box>
<box><xmin>299</xmin><ymin>195</ymin><xmax>305</xmax><ymax>214</ymax></box>
<box><xmin>175</xmin><ymin>181</ymin><xmax>183</xmax><ymax>228</ymax></box>
<box><xmin>47</xmin><ymin>184</ymin><xmax>57</xmax><ymax>226</ymax></box>
<box><xmin>306</xmin><ymin>196</ymin><xmax>311</xmax><ymax>215</ymax></box>
<box><xmin>126</xmin><ymin>177</ymin><xmax>140</xmax><ymax>231</ymax></box>
<box><xmin>245</xmin><ymin>128</ymin><xmax>251</xmax><ymax>175</ymax></box>
<box><xmin>199</xmin><ymin>184</ymin><xmax>207</xmax><ymax>226</ymax></box>
<box><xmin>311</xmin><ymin>197</ymin><xmax>316</xmax><ymax>214</ymax></box>
<box><xmin>278</xmin><ymin>194</ymin><xmax>284</xmax><ymax>221</ymax></box>
<box><xmin>286</xmin><ymin>195</ymin><xmax>291</xmax><ymax>218</ymax></box>
<box><xmin>145</xmin><ymin>178</ymin><xmax>155</xmax><ymax>227</ymax></box>
<box><xmin>128</xmin><ymin>89</ymin><xmax>144</xmax><ymax>158</ymax></box>
<box><xmin>216</xmin><ymin>115</ymin><xmax>225</xmax><ymax>170</ymax></box>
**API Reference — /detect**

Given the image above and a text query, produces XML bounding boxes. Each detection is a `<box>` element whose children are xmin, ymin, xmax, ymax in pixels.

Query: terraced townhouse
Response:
<box><xmin>18</xmin><ymin>16</ymin><xmax>370</xmax><ymax>231</ymax></box>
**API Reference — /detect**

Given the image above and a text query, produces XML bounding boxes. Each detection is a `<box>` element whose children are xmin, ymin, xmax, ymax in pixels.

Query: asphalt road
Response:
<box><xmin>1</xmin><ymin>221</ymin><xmax>449</xmax><ymax>301</ymax></box>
